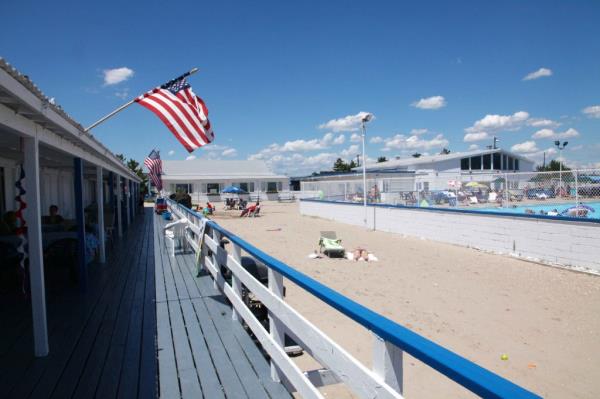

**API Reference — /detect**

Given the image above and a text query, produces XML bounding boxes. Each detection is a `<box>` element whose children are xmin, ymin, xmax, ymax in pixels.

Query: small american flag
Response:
<box><xmin>144</xmin><ymin>149</ymin><xmax>163</xmax><ymax>191</ymax></box>
<box><xmin>136</xmin><ymin>77</ymin><xmax>214</xmax><ymax>152</ymax></box>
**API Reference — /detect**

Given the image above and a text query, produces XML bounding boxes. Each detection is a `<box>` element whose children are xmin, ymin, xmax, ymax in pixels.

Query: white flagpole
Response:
<box><xmin>84</xmin><ymin>67</ymin><xmax>199</xmax><ymax>132</ymax></box>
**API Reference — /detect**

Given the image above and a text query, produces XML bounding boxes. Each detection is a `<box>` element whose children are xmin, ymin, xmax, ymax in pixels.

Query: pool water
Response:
<box><xmin>469</xmin><ymin>201</ymin><xmax>600</xmax><ymax>219</ymax></box>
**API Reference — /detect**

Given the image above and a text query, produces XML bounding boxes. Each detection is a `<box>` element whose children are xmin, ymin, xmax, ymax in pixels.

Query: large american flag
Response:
<box><xmin>144</xmin><ymin>149</ymin><xmax>163</xmax><ymax>191</ymax></box>
<box><xmin>135</xmin><ymin>77</ymin><xmax>214</xmax><ymax>152</ymax></box>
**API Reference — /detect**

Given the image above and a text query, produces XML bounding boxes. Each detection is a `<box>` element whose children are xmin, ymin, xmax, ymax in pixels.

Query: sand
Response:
<box><xmin>210</xmin><ymin>201</ymin><xmax>600</xmax><ymax>398</ymax></box>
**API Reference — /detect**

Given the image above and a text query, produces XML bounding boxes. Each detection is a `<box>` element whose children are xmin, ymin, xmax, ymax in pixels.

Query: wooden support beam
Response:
<box><xmin>96</xmin><ymin>166</ymin><xmax>106</xmax><ymax>263</ymax></box>
<box><xmin>23</xmin><ymin>133</ymin><xmax>49</xmax><ymax>357</ymax></box>
<box><xmin>269</xmin><ymin>269</ymin><xmax>285</xmax><ymax>382</ymax></box>
<box><xmin>116</xmin><ymin>175</ymin><xmax>123</xmax><ymax>237</ymax></box>
<box><xmin>373</xmin><ymin>333</ymin><xmax>403</xmax><ymax>395</ymax></box>
<box><xmin>73</xmin><ymin>157</ymin><xmax>87</xmax><ymax>292</ymax></box>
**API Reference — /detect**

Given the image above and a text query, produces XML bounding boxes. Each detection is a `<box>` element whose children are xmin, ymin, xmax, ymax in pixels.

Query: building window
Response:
<box><xmin>508</xmin><ymin>157</ymin><xmax>514</xmax><ymax>170</ymax></box>
<box><xmin>502</xmin><ymin>154</ymin><xmax>508</xmax><ymax>170</ymax></box>
<box><xmin>266</xmin><ymin>182</ymin><xmax>278</xmax><ymax>193</ymax></box>
<box><xmin>470</xmin><ymin>156</ymin><xmax>482</xmax><ymax>170</ymax></box>
<box><xmin>460</xmin><ymin>158</ymin><xmax>469</xmax><ymax>170</ymax></box>
<box><xmin>175</xmin><ymin>183</ymin><xmax>192</xmax><ymax>193</ymax></box>
<box><xmin>239</xmin><ymin>182</ymin><xmax>249</xmax><ymax>192</ymax></box>
<box><xmin>483</xmin><ymin>154</ymin><xmax>491</xmax><ymax>169</ymax></box>
<box><xmin>248</xmin><ymin>182</ymin><xmax>255</xmax><ymax>192</ymax></box>
<box><xmin>515</xmin><ymin>159</ymin><xmax>519</xmax><ymax>171</ymax></box>
<box><xmin>207</xmin><ymin>183</ymin><xmax>220</xmax><ymax>194</ymax></box>
<box><xmin>493</xmin><ymin>153</ymin><xmax>501</xmax><ymax>170</ymax></box>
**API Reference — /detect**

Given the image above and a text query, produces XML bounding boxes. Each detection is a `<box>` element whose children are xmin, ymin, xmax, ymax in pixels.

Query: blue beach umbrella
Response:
<box><xmin>222</xmin><ymin>186</ymin><xmax>248</xmax><ymax>194</ymax></box>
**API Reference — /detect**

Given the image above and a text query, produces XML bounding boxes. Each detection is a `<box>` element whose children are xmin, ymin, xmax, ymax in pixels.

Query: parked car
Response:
<box><xmin>154</xmin><ymin>197</ymin><xmax>168</xmax><ymax>214</ymax></box>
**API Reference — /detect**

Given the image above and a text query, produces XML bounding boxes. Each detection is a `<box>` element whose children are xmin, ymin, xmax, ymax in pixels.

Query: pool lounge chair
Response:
<box><xmin>319</xmin><ymin>231</ymin><xmax>345</xmax><ymax>258</ymax></box>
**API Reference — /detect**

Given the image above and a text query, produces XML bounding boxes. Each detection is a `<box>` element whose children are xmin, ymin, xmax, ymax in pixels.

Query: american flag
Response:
<box><xmin>135</xmin><ymin>77</ymin><xmax>214</xmax><ymax>152</ymax></box>
<box><xmin>144</xmin><ymin>149</ymin><xmax>163</xmax><ymax>191</ymax></box>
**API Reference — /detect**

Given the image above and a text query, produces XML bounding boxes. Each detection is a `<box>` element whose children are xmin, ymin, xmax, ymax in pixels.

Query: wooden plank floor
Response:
<box><xmin>154</xmin><ymin>213</ymin><xmax>290</xmax><ymax>399</ymax></box>
<box><xmin>0</xmin><ymin>208</ymin><xmax>157</xmax><ymax>399</ymax></box>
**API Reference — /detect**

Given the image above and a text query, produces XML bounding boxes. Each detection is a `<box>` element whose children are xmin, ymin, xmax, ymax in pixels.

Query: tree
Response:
<box><xmin>439</xmin><ymin>148</ymin><xmax>451</xmax><ymax>155</ymax></box>
<box><xmin>412</xmin><ymin>152</ymin><xmax>422</xmax><ymax>158</ymax></box>
<box><xmin>124</xmin><ymin>157</ymin><xmax>148</xmax><ymax>195</ymax></box>
<box><xmin>115</xmin><ymin>153</ymin><xmax>126</xmax><ymax>163</ymax></box>
<box><xmin>536</xmin><ymin>159</ymin><xmax>570</xmax><ymax>172</ymax></box>
<box><xmin>333</xmin><ymin>158</ymin><xmax>349</xmax><ymax>172</ymax></box>
<box><xmin>349</xmin><ymin>160</ymin><xmax>358</xmax><ymax>169</ymax></box>
<box><xmin>377</xmin><ymin>156</ymin><xmax>388</xmax><ymax>163</ymax></box>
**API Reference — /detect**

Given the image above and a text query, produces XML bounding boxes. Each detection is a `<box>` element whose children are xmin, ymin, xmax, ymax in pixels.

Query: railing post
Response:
<box><xmin>504</xmin><ymin>172</ymin><xmax>509</xmax><ymax>205</ymax></box>
<box><xmin>575</xmin><ymin>169</ymin><xmax>579</xmax><ymax>205</ymax></box>
<box><xmin>372</xmin><ymin>333</ymin><xmax>403</xmax><ymax>394</ymax></box>
<box><xmin>268</xmin><ymin>268</ymin><xmax>285</xmax><ymax>382</ymax></box>
<box><xmin>231</xmin><ymin>243</ymin><xmax>243</xmax><ymax>324</ymax></box>
<box><xmin>211</xmin><ymin>227</ymin><xmax>222</xmax><ymax>291</ymax></box>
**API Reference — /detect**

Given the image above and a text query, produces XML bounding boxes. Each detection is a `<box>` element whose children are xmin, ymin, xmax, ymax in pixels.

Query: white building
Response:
<box><xmin>160</xmin><ymin>159</ymin><xmax>290</xmax><ymax>202</ymax></box>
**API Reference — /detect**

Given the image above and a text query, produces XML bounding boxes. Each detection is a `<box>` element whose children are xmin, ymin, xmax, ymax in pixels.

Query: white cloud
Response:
<box><xmin>523</xmin><ymin>67</ymin><xmax>552</xmax><ymax>81</ymax></box>
<box><xmin>114</xmin><ymin>88</ymin><xmax>129</xmax><ymax>100</ymax></box>
<box><xmin>350</xmin><ymin>133</ymin><xmax>362</xmax><ymax>143</ymax></box>
<box><xmin>582</xmin><ymin>105</ymin><xmax>600</xmax><ymax>119</ymax></box>
<box><xmin>384</xmin><ymin>134</ymin><xmax>449</xmax><ymax>151</ymax></box>
<box><xmin>333</xmin><ymin>134</ymin><xmax>345</xmax><ymax>145</ymax></box>
<box><xmin>511</xmin><ymin>141</ymin><xmax>539</xmax><ymax>153</ymax></box>
<box><xmin>168</xmin><ymin>150</ymin><xmax>175</xmax><ymax>156</ymax></box>
<box><xmin>527</xmin><ymin>118</ymin><xmax>560</xmax><ymax>128</ymax></box>
<box><xmin>463</xmin><ymin>132</ymin><xmax>490</xmax><ymax>142</ymax></box>
<box><xmin>411</xmin><ymin>96</ymin><xmax>446</xmax><ymax>110</ymax></box>
<box><xmin>103</xmin><ymin>67</ymin><xmax>134</xmax><ymax>85</ymax></box>
<box><xmin>468</xmin><ymin>144</ymin><xmax>479</xmax><ymax>151</ymax></box>
<box><xmin>222</xmin><ymin>148</ymin><xmax>237</xmax><ymax>157</ymax></box>
<box><xmin>532</xmin><ymin>128</ymin><xmax>580</xmax><ymax>140</ymax></box>
<box><xmin>410</xmin><ymin>128</ymin><xmax>428</xmax><ymax>135</ymax></box>
<box><xmin>341</xmin><ymin>145</ymin><xmax>359</xmax><ymax>158</ymax></box>
<box><xmin>185</xmin><ymin>155</ymin><xmax>196</xmax><ymax>160</ymax></box>
<box><xmin>370</xmin><ymin>136</ymin><xmax>384</xmax><ymax>144</ymax></box>
<box><xmin>465</xmin><ymin>111</ymin><xmax>529</xmax><ymax>134</ymax></box>
<box><xmin>319</xmin><ymin>111</ymin><xmax>374</xmax><ymax>132</ymax></box>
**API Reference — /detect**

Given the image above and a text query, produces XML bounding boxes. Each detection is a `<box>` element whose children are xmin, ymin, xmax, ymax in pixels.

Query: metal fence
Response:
<box><xmin>300</xmin><ymin>169</ymin><xmax>600</xmax><ymax>217</ymax></box>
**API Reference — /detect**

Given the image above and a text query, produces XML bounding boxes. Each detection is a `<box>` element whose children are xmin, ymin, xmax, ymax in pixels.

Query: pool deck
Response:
<box><xmin>0</xmin><ymin>208</ymin><xmax>288</xmax><ymax>398</ymax></box>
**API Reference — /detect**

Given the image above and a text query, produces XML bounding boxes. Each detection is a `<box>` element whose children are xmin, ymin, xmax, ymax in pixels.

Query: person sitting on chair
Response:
<box><xmin>43</xmin><ymin>205</ymin><xmax>64</xmax><ymax>225</ymax></box>
<box><xmin>240</xmin><ymin>201</ymin><xmax>260</xmax><ymax>217</ymax></box>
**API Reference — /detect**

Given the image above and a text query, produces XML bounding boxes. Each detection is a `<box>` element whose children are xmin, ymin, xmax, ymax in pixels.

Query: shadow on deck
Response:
<box><xmin>0</xmin><ymin>210</ymin><xmax>156</xmax><ymax>399</ymax></box>
<box><xmin>154</xmin><ymin>213</ymin><xmax>290</xmax><ymax>398</ymax></box>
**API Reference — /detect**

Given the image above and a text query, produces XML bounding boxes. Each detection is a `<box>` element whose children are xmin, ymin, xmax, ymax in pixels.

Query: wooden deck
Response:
<box><xmin>154</xmin><ymin>213</ymin><xmax>290</xmax><ymax>398</ymax></box>
<box><xmin>0</xmin><ymin>209</ymin><xmax>156</xmax><ymax>399</ymax></box>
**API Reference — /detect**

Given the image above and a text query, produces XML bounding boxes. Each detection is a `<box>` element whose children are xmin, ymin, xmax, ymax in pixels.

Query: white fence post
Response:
<box><xmin>504</xmin><ymin>172</ymin><xmax>509</xmax><ymax>205</ymax></box>
<box><xmin>575</xmin><ymin>170</ymin><xmax>579</xmax><ymax>205</ymax></box>
<box><xmin>211</xmin><ymin>227</ymin><xmax>222</xmax><ymax>291</ymax></box>
<box><xmin>373</xmin><ymin>333</ymin><xmax>403</xmax><ymax>394</ymax></box>
<box><xmin>231</xmin><ymin>243</ymin><xmax>243</xmax><ymax>324</ymax></box>
<box><xmin>268</xmin><ymin>268</ymin><xmax>285</xmax><ymax>382</ymax></box>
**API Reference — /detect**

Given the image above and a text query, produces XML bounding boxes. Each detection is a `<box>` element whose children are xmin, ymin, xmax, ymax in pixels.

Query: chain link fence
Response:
<box><xmin>300</xmin><ymin>169</ymin><xmax>600</xmax><ymax>218</ymax></box>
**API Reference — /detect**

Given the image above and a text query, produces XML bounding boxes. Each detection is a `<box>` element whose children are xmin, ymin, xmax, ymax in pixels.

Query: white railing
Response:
<box><xmin>166</xmin><ymin>199</ymin><xmax>540</xmax><ymax>398</ymax></box>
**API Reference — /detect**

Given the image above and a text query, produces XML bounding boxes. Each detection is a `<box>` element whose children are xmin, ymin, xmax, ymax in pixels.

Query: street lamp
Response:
<box><xmin>554</xmin><ymin>140</ymin><xmax>568</xmax><ymax>197</ymax></box>
<box><xmin>361</xmin><ymin>113</ymin><xmax>373</xmax><ymax>228</ymax></box>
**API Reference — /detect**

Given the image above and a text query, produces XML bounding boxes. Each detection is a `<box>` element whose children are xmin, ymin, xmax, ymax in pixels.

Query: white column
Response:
<box><xmin>231</xmin><ymin>243</ymin><xmax>243</xmax><ymax>324</ymax></box>
<box><xmin>268</xmin><ymin>269</ymin><xmax>285</xmax><ymax>382</ymax></box>
<box><xmin>96</xmin><ymin>166</ymin><xmax>106</xmax><ymax>263</ymax></box>
<box><xmin>116</xmin><ymin>175</ymin><xmax>123</xmax><ymax>237</ymax></box>
<box><xmin>373</xmin><ymin>334</ymin><xmax>403</xmax><ymax>394</ymax></box>
<box><xmin>125</xmin><ymin>179</ymin><xmax>131</xmax><ymax>226</ymax></box>
<box><xmin>23</xmin><ymin>134</ymin><xmax>49</xmax><ymax>357</ymax></box>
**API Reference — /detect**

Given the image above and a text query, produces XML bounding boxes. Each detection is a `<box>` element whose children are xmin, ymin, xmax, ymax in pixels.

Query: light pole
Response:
<box><xmin>554</xmin><ymin>140</ymin><xmax>568</xmax><ymax>197</ymax></box>
<box><xmin>361</xmin><ymin>113</ymin><xmax>373</xmax><ymax>228</ymax></box>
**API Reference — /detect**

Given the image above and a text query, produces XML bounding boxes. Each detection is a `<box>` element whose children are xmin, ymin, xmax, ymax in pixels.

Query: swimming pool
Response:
<box><xmin>472</xmin><ymin>201</ymin><xmax>600</xmax><ymax>219</ymax></box>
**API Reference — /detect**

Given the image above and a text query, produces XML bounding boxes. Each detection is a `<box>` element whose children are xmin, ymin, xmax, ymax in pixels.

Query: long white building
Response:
<box><xmin>160</xmin><ymin>159</ymin><xmax>290</xmax><ymax>202</ymax></box>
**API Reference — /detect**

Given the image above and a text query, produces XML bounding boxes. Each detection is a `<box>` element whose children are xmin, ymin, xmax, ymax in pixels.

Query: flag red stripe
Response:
<box><xmin>146</xmin><ymin>93</ymin><xmax>204</xmax><ymax>149</ymax></box>
<box><xmin>156</xmin><ymin>91</ymin><xmax>211</xmax><ymax>145</ymax></box>
<box><xmin>137</xmin><ymin>101</ymin><xmax>195</xmax><ymax>152</ymax></box>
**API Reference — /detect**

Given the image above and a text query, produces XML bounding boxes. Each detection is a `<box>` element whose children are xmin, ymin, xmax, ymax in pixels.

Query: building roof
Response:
<box><xmin>356</xmin><ymin>148</ymin><xmax>534</xmax><ymax>172</ymax></box>
<box><xmin>0</xmin><ymin>58</ymin><xmax>140</xmax><ymax>181</ymax></box>
<box><xmin>162</xmin><ymin>159</ymin><xmax>288</xmax><ymax>180</ymax></box>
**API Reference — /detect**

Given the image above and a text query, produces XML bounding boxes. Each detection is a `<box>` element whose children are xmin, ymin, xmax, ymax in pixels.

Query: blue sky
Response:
<box><xmin>1</xmin><ymin>0</ymin><xmax>599</xmax><ymax>175</ymax></box>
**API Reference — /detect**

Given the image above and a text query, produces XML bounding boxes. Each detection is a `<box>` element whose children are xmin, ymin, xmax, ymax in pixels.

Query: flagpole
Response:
<box><xmin>84</xmin><ymin>67</ymin><xmax>199</xmax><ymax>132</ymax></box>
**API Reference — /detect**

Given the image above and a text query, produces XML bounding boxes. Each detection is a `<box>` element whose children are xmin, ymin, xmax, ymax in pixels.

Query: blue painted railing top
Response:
<box><xmin>167</xmin><ymin>199</ymin><xmax>541</xmax><ymax>399</ymax></box>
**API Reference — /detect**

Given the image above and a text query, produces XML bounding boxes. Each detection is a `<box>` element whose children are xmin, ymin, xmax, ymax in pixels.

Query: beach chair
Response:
<box><xmin>319</xmin><ymin>231</ymin><xmax>345</xmax><ymax>258</ymax></box>
<box><xmin>469</xmin><ymin>196</ymin><xmax>478</xmax><ymax>205</ymax></box>
<box><xmin>250</xmin><ymin>205</ymin><xmax>261</xmax><ymax>217</ymax></box>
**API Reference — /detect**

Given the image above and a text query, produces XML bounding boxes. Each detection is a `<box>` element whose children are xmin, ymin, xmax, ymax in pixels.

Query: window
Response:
<box><xmin>470</xmin><ymin>156</ymin><xmax>481</xmax><ymax>170</ymax></box>
<box><xmin>277</xmin><ymin>182</ymin><xmax>283</xmax><ymax>191</ymax></box>
<box><xmin>248</xmin><ymin>182</ymin><xmax>255</xmax><ymax>192</ymax></box>
<box><xmin>493</xmin><ymin>153</ymin><xmax>501</xmax><ymax>170</ymax></box>
<box><xmin>508</xmin><ymin>157</ymin><xmax>514</xmax><ymax>170</ymax></box>
<box><xmin>239</xmin><ymin>182</ymin><xmax>249</xmax><ymax>192</ymax></box>
<box><xmin>502</xmin><ymin>155</ymin><xmax>508</xmax><ymax>170</ymax></box>
<box><xmin>483</xmin><ymin>154</ymin><xmax>491</xmax><ymax>169</ymax></box>
<box><xmin>207</xmin><ymin>183</ymin><xmax>220</xmax><ymax>194</ymax></box>
<box><xmin>515</xmin><ymin>159</ymin><xmax>519</xmax><ymax>171</ymax></box>
<box><xmin>175</xmin><ymin>183</ymin><xmax>192</xmax><ymax>193</ymax></box>
<box><xmin>460</xmin><ymin>158</ymin><xmax>470</xmax><ymax>170</ymax></box>
<box><xmin>267</xmin><ymin>182</ymin><xmax>278</xmax><ymax>192</ymax></box>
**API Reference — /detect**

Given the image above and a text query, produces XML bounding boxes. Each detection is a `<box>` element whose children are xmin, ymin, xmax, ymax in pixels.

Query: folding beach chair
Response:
<box><xmin>318</xmin><ymin>231</ymin><xmax>345</xmax><ymax>258</ymax></box>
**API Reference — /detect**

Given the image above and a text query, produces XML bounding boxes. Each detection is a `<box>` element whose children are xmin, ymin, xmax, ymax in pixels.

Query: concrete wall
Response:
<box><xmin>300</xmin><ymin>200</ymin><xmax>600</xmax><ymax>273</ymax></box>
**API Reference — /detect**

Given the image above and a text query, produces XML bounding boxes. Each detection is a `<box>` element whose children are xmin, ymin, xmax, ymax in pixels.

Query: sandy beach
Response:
<box><xmin>210</xmin><ymin>201</ymin><xmax>600</xmax><ymax>398</ymax></box>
